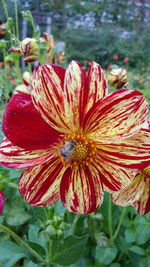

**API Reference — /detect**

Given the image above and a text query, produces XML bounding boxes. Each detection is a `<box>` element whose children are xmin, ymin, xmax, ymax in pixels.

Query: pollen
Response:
<box><xmin>58</xmin><ymin>132</ymin><xmax>97</xmax><ymax>166</ymax></box>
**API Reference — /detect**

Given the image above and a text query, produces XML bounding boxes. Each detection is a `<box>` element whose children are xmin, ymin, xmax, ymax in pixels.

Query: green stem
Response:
<box><xmin>14</xmin><ymin>57</ymin><xmax>22</xmax><ymax>82</ymax></box>
<box><xmin>3</xmin><ymin>49</ymin><xmax>8</xmax><ymax>102</ymax></box>
<box><xmin>1</xmin><ymin>0</ymin><xmax>9</xmax><ymax>20</ymax></box>
<box><xmin>112</xmin><ymin>207</ymin><xmax>127</xmax><ymax>241</ymax></box>
<box><xmin>29</xmin><ymin>11</ymin><xmax>36</xmax><ymax>33</ymax></box>
<box><xmin>45</xmin><ymin>240</ymin><xmax>53</xmax><ymax>267</ymax></box>
<box><xmin>0</xmin><ymin>224</ymin><xmax>46</xmax><ymax>265</ymax></box>
<box><xmin>14</xmin><ymin>0</ymin><xmax>19</xmax><ymax>39</ymax></box>
<box><xmin>72</xmin><ymin>214</ymin><xmax>80</xmax><ymax>235</ymax></box>
<box><xmin>108</xmin><ymin>193</ymin><xmax>113</xmax><ymax>239</ymax></box>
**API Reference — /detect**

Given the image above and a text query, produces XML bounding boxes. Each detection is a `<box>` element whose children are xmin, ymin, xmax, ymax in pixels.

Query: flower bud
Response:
<box><xmin>108</xmin><ymin>68</ymin><xmax>128</xmax><ymax>89</ymax></box>
<box><xmin>0</xmin><ymin>21</ymin><xmax>7</xmax><ymax>39</ymax></box>
<box><xmin>9</xmin><ymin>38</ymin><xmax>39</xmax><ymax>63</ymax></box>
<box><xmin>0</xmin><ymin>191</ymin><xmax>5</xmax><ymax>215</ymax></box>
<box><xmin>5</xmin><ymin>55</ymin><xmax>14</xmax><ymax>65</ymax></box>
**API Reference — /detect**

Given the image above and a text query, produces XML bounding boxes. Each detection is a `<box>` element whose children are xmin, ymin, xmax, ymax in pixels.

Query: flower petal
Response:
<box><xmin>85</xmin><ymin>62</ymin><xmax>107</xmax><ymax>113</ymax></box>
<box><xmin>2</xmin><ymin>92</ymin><xmax>60</xmax><ymax>150</ymax></box>
<box><xmin>94</xmin><ymin>149</ymin><xmax>137</xmax><ymax>191</ymax></box>
<box><xmin>112</xmin><ymin>173</ymin><xmax>150</xmax><ymax>215</ymax></box>
<box><xmin>60</xmin><ymin>165</ymin><xmax>103</xmax><ymax>214</ymax></box>
<box><xmin>0</xmin><ymin>139</ymin><xmax>54</xmax><ymax>169</ymax></box>
<box><xmin>97</xmin><ymin>129</ymin><xmax>150</xmax><ymax>171</ymax></box>
<box><xmin>63</xmin><ymin>61</ymin><xmax>87</xmax><ymax>129</ymax></box>
<box><xmin>133</xmin><ymin>177</ymin><xmax>150</xmax><ymax>215</ymax></box>
<box><xmin>19</xmin><ymin>157</ymin><xmax>64</xmax><ymax>206</ymax></box>
<box><xmin>32</xmin><ymin>64</ymin><xmax>69</xmax><ymax>132</ymax></box>
<box><xmin>84</xmin><ymin>89</ymin><xmax>148</xmax><ymax>142</ymax></box>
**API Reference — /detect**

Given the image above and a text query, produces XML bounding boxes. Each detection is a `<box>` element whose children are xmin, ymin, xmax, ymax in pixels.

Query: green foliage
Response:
<box><xmin>51</xmin><ymin>235</ymin><xmax>88</xmax><ymax>265</ymax></box>
<box><xmin>0</xmin><ymin>167</ymin><xmax>150</xmax><ymax>267</ymax></box>
<box><xmin>54</xmin><ymin>25</ymin><xmax>150</xmax><ymax>70</ymax></box>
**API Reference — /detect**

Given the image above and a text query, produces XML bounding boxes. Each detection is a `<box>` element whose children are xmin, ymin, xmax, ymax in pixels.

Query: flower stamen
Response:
<box><xmin>58</xmin><ymin>132</ymin><xmax>97</xmax><ymax>166</ymax></box>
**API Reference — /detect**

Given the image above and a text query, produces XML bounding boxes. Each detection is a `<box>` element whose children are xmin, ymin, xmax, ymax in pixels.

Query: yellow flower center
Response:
<box><xmin>58</xmin><ymin>132</ymin><xmax>97</xmax><ymax>166</ymax></box>
<box><xmin>143</xmin><ymin>166</ymin><xmax>150</xmax><ymax>178</ymax></box>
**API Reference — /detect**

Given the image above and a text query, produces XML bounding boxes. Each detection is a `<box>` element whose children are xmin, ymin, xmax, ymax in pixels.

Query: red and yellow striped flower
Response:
<box><xmin>0</xmin><ymin>61</ymin><xmax>150</xmax><ymax>214</ymax></box>
<box><xmin>112</xmin><ymin>121</ymin><xmax>150</xmax><ymax>215</ymax></box>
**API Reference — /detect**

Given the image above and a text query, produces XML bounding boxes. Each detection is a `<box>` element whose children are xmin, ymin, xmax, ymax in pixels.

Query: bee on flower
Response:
<box><xmin>0</xmin><ymin>61</ymin><xmax>150</xmax><ymax>214</ymax></box>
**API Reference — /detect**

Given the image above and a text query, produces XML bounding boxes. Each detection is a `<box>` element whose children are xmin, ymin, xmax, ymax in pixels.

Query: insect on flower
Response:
<box><xmin>0</xmin><ymin>61</ymin><xmax>150</xmax><ymax>214</ymax></box>
<box><xmin>60</xmin><ymin>140</ymin><xmax>76</xmax><ymax>158</ymax></box>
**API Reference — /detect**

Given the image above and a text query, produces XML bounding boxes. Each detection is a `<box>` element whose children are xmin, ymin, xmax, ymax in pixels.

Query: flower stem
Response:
<box><xmin>3</xmin><ymin>49</ymin><xmax>8</xmax><ymax>102</ymax></box>
<box><xmin>29</xmin><ymin>11</ymin><xmax>36</xmax><ymax>33</ymax></box>
<box><xmin>1</xmin><ymin>0</ymin><xmax>9</xmax><ymax>20</ymax></box>
<box><xmin>0</xmin><ymin>224</ymin><xmax>46</xmax><ymax>265</ymax></box>
<box><xmin>72</xmin><ymin>214</ymin><xmax>80</xmax><ymax>235</ymax></box>
<box><xmin>14</xmin><ymin>0</ymin><xmax>19</xmax><ymax>39</ymax></box>
<box><xmin>112</xmin><ymin>207</ymin><xmax>127</xmax><ymax>241</ymax></box>
<box><xmin>108</xmin><ymin>193</ymin><xmax>113</xmax><ymax>239</ymax></box>
<box><xmin>15</xmin><ymin>57</ymin><xmax>22</xmax><ymax>82</ymax></box>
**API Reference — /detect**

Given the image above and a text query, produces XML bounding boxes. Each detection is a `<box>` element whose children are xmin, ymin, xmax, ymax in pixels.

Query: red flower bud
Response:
<box><xmin>123</xmin><ymin>57</ymin><xmax>129</xmax><ymax>63</ymax></box>
<box><xmin>113</xmin><ymin>55</ymin><xmax>118</xmax><ymax>61</ymax></box>
<box><xmin>0</xmin><ymin>191</ymin><xmax>5</xmax><ymax>214</ymax></box>
<box><xmin>107</xmin><ymin>64</ymin><xmax>112</xmax><ymax>70</ymax></box>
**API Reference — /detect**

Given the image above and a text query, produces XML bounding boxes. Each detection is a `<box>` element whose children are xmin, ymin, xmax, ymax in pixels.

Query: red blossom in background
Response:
<box><xmin>0</xmin><ymin>61</ymin><xmax>150</xmax><ymax>214</ymax></box>
<box><xmin>107</xmin><ymin>64</ymin><xmax>112</xmax><ymax>70</ymax></box>
<box><xmin>113</xmin><ymin>55</ymin><xmax>118</xmax><ymax>60</ymax></box>
<box><xmin>0</xmin><ymin>191</ymin><xmax>4</xmax><ymax>215</ymax></box>
<box><xmin>123</xmin><ymin>57</ymin><xmax>129</xmax><ymax>63</ymax></box>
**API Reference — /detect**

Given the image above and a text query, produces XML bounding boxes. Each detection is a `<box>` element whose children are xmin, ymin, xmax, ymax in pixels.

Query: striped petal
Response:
<box><xmin>63</xmin><ymin>61</ymin><xmax>86</xmax><ymax>129</ymax></box>
<box><xmin>2</xmin><ymin>92</ymin><xmax>60</xmax><ymax>150</ymax></box>
<box><xmin>19</xmin><ymin>157</ymin><xmax>65</xmax><ymax>206</ymax></box>
<box><xmin>0</xmin><ymin>139</ymin><xmax>54</xmax><ymax>169</ymax></box>
<box><xmin>94</xmin><ymin>150</ymin><xmax>137</xmax><ymax>191</ymax></box>
<box><xmin>84</xmin><ymin>89</ymin><xmax>148</xmax><ymax>142</ymax></box>
<box><xmin>85</xmin><ymin>62</ymin><xmax>107</xmax><ymax>113</ymax></box>
<box><xmin>60</xmin><ymin>165</ymin><xmax>103</xmax><ymax>214</ymax></box>
<box><xmin>112</xmin><ymin>172</ymin><xmax>150</xmax><ymax>215</ymax></box>
<box><xmin>32</xmin><ymin>64</ymin><xmax>69</xmax><ymax>132</ymax></box>
<box><xmin>97</xmin><ymin>129</ymin><xmax>150</xmax><ymax>171</ymax></box>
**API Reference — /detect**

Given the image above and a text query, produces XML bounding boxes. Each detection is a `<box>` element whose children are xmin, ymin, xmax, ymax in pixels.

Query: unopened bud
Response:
<box><xmin>9</xmin><ymin>38</ymin><xmax>39</xmax><ymax>63</ymax></box>
<box><xmin>0</xmin><ymin>191</ymin><xmax>4</xmax><ymax>215</ymax></box>
<box><xmin>5</xmin><ymin>55</ymin><xmax>14</xmax><ymax>65</ymax></box>
<box><xmin>0</xmin><ymin>21</ymin><xmax>7</xmax><ymax>39</ymax></box>
<box><xmin>108</xmin><ymin>68</ymin><xmax>128</xmax><ymax>89</ymax></box>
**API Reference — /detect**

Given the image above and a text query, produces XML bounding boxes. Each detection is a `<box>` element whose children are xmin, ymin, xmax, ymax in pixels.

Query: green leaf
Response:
<box><xmin>129</xmin><ymin>246</ymin><xmax>145</xmax><ymax>255</ymax></box>
<box><xmin>51</xmin><ymin>235</ymin><xmax>88</xmax><ymax>266</ymax></box>
<box><xmin>125</xmin><ymin>229</ymin><xmax>136</xmax><ymax>243</ymax></box>
<box><xmin>96</xmin><ymin>246</ymin><xmax>118</xmax><ymax>265</ymax></box>
<box><xmin>28</xmin><ymin>224</ymin><xmax>46</xmax><ymax>248</ymax></box>
<box><xmin>6</xmin><ymin>207</ymin><xmax>31</xmax><ymax>226</ymax></box>
<box><xmin>140</xmin><ymin>256</ymin><xmax>150</xmax><ymax>267</ymax></box>
<box><xmin>109</xmin><ymin>263</ymin><xmax>120</xmax><ymax>267</ymax></box>
<box><xmin>26</xmin><ymin>261</ymin><xmax>40</xmax><ymax>267</ymax></box>
<box><xmin>33</xmin><ymin>30</ymin><xmax>40</xmax><ymax>39</ymax></box>
<box><xmin>0</xmin><ymin>241</ymin><xmax>25</xmax><ymax>266</ymax></box>
<box><xmin>28</xmin><ymin>242</ymin><xmax>45</xmax><ymax>257</ymax></box>
<box><xmin>135</xmin><ymin>222</ymin><xmax>150</xmax><ymax>244</ymax></box>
